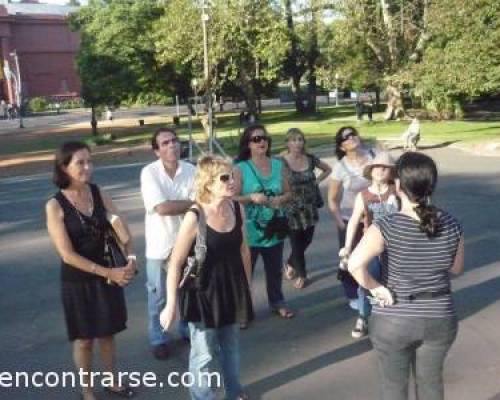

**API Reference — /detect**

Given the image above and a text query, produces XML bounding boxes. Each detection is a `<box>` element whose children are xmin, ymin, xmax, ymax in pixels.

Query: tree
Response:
<box><xmin>154</xmin><ymin>0</ymin><xmax>290</xmax><ymax>118</ymax></box>
<box><xmin>336</xmin><ymin>0</ymin><xmax>432</xmax><ymax>119</ymax></box>
<box><xmin>409</xmin><ymin>0</ymin><xmax>500</xmax><ymax>117</ymax></box>
<box><xmin>70</xmin><ymin>0</ymin><xmax>172</xmax><ymax>134</ymax></box>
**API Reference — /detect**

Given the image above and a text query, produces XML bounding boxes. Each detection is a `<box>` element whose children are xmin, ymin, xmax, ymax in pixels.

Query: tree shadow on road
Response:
<box><xmin>387</xmin><ymin>140</ymin><xmax>460</xmax><ymax>151</ymax></box>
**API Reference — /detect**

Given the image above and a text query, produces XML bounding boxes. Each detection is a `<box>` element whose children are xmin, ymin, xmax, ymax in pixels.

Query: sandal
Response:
<box><xmin>293</xmin><ymin>277</ymin><xmax>308</xmax><ymax>289</ymax></box>
<box><xmin>271</xmin><ymin>306</ymin><xmax>295</xmax><ymax>319</ymax></box>
<box><xmin>283</xmin><ymin>264</ymin><xmax>296</xmax><ymax>280</ymax></box>
<box><xmin>103</xmin><ymin>385</ymin><xmax>136</xmax><ymax>398</ymax></box>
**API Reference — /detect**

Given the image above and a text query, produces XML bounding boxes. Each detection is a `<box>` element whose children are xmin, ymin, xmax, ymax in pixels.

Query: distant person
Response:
<box><xmin>402</xmin><ymin>117</ymin><xmax>421</xmax><ymax>151</ymax></box>
<box><xmin>55</xmin><ymin>102</ymin><xmax>61</xmax><ymax>115</ymax></box>
<box><xmin>219</xmin><ymin>95</ymin><xmax>224</xmax><ymax>112</ymax></box>
<box><xmin>140</xmin><ymin>127</ymin><xmax>196</xmax><ymax>359</ymax></box>
<box><xmin>7</xmin><ymin>103</ymin><xmax>13</xmax><ymax>120</ymax></box>
<box><xmin>355</xmin><ymin>99</ymin><xmax>364</xmax><ymax>121</ymax></box>
<box><xmin>281</xmin><ymin>128</ymin><xmax>332</xmax><ymax>289</ymax></box>
<box><xmin>0</xmin><ymin>100</ymin><xmax>6</xmax><ymax>119</ymax></box>
<box><xmin>46</xmin><ymin>141</ymin><xmax>137</xmax><ymax>400</ymax></box>
<box><xmin>349</xmin><ymin>152</ymin><xmax>464</xmax><ymax>400</ymax></box>
<box><xmin>366</xmin><ymin>95</ymin><xmax>374</xmax><ymax>122</ymax></box>
<box><xmin>106</xmin><ymin>108</ymin><xmax>113</xmax><ymax>121</ymax></box>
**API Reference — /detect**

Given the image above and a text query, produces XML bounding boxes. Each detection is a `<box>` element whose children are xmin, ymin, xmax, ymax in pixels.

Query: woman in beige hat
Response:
<box><xmin>339</xmin><ymin>151</ymin><xmax>399</xmax><ymax>338</ymax></box>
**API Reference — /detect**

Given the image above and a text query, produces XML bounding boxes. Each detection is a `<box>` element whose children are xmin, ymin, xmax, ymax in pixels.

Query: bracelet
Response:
<box><xmin>90</xmin><ymin>263</ymin><xmax>97</xmax><ymax>275</ymax></box>
<box><xmin>127</xmin><ymin>254</ymin><xmax>137</xmax><ymax>261</ymax></box>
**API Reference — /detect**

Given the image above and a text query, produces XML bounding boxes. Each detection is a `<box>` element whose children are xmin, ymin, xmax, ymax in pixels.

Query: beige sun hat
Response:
<box><xmin>363</xmin><ymin>151</ymin><xmax>396</xmax><ymax>180</ymax></box>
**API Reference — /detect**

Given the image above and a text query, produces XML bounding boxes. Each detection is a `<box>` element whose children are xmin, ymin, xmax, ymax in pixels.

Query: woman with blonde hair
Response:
<box><xmin>281</xmin><ymin>128</ymin><xmax>331</xmax><ymax>289</ymax></box>
<box><xmin>160</xmin><ymin>155</ymin><xmax>253</xmax><ymax>400</ymax></box>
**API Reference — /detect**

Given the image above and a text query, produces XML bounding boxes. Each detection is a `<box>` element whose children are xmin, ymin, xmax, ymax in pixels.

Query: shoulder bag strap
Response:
<box><xmin>245</xmin><ymin>160</ymin><xmax>266</xmax><ymax>192</ymax></box>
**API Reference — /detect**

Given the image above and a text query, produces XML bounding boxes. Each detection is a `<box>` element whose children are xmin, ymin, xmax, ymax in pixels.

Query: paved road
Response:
<box><xmin>1</xmin><ymin>147</ymin><xmax>499</xmax><ymax>400</ymax></box>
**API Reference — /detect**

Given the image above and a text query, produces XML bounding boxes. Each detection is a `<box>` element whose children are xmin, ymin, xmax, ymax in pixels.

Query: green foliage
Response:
<box><xmin>409</xmin><ymin>0</ymin><xmax>500</xmax><ymax>117</ymax></box>
<box><xmin>28</xmin><ymin>97</ymin><xmax>49</xmax><ymax>112</ymax></box>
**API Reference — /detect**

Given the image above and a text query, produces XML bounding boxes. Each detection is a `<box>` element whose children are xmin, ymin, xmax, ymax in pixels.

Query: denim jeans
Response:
<box><xmin>250</xmin><ymin>241</ymin><xmax>285</xmax><ymax>308</ymax></box>
<box><xmin>188</xmin><ymin>322</ymin><xmax>243</xmax><ymax>400</ymax></box>
<box><xmin>146</xmin><ymin>258</ymin><xmax>188</xmax><ymax>346</ymax></box>
<box><xmin>287</xmin><ymin>226</ymin><xmax>315</xmax><ymax>278</ymax></box>
<box><xmin>337</xmin><ymin>220</ymin><xmax>363</xmax><ymax>299</ymax></box>
<box><xmin>357</xmin><ymin>257</ymin><xmax>382</xmax><ymax>318</ymax></box>
<box><xmin>369</xmin><ymin>314</ymin><xmax>458</xmax><ymax>400</ymax></box>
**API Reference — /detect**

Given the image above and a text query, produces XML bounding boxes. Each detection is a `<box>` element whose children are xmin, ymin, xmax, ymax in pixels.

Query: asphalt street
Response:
<box><xmin>0</xmin><ymin>147</ymin><xmax>499</xmax><ymax>400</ymax></box>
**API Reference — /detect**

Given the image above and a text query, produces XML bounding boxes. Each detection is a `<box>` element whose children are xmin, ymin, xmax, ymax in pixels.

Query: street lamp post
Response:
<box><xmin>335</xmin><ymin>72</ymin><xmax>340</xmax><ymax>107</ymax></box>
<box><xmin>201</xmin><ymin>1</ymin><xmax>213</xmax><ymax>154</ymax></box>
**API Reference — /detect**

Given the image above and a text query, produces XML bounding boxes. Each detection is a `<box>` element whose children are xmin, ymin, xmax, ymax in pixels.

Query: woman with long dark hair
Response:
<box><xmin>328</xmin><ymin>126</ymin><xmax>375</xmax><ymax>311</ymax></box>
<box><xmin>348</xmin><ymin>152</ymin><xmax>464</xmax><ymax>400</ymax></box>
<box><xmin>233</xmin><ymin>124</ymin><xmax>294</xmax><ymax>319</ymax></box>
<box><xmin>281</xmin><ymin>128</ymin><xmax>331</xmax><ymax>289</ymax></box>
<box><xmin>46</xmin><ymin>141</ymin><xmax>137</xmax><ymax>400</ymax></box>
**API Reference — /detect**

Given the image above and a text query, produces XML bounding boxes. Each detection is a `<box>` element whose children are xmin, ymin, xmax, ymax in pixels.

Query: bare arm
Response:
<box><xmin>46</xmin><ymin>199</ymin><xmax>133</xmax><ymax>287</ymax></box>
<box><xmin>239</xmin><ymin>204</ymin><xmax>252</xmax><ymax>286</ymax></box>
<box><xmin>232</xmin><ymin>166</ymin><xmax>268</xmax><ymax>205</ymax></box>
<box><xmin>160</xmin><ymin>209</ymin><xmax>198</xmax><ymax>331</ymax></box>
<box><xmin>343</xmin><ymin>193</ymin><xmax>365</xmax><ymax>254</ymax></box>
<box><xmin>270</xmin><ymin>168</ymin><xmax>292</xmax><ymax>208</ymax></box>
<box><xmin>328</xmin><ymin>179</ymin><xmax>345</xmax><ymax>230</ymax></box>
<box><xmin>449</xmin><ymin>235</ymin><xmax>464</xmax><ymax>276</ymax></box>
<box><xmin>315</xmin><ymin>158</ymin><xmax>332</xmax><ymax>184</ymax></box>
<box><xmin>348</xmin><ymin>225</ymin><xmax>385</xmax><ymax>290</ymax></box>
<box><xmin>154</xmin><ymin>200</ymin><xmax>194</xmax><ymax>216</ymax></box>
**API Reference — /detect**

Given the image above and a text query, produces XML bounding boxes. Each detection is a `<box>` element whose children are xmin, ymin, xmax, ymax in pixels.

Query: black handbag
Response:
<box><xmin>103</xmin><ymin>228</ymin><xmax>127</xmax><ymax>267</ymax></box>
<box><xmin>179</xmin><ymin>207</ymin><xmax>208</xmax><ymax>290</ymax></box>
<box><xmin>307</xmin><ymin>154</ymin><xmax>324</xmax><ymax>209</ymax></box>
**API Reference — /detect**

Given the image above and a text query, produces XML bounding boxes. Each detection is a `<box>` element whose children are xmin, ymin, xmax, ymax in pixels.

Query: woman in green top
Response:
<box><xmin>234</xmin><ymin>124</ymin><xmax>294</xmax><ymax>319</ymax></box>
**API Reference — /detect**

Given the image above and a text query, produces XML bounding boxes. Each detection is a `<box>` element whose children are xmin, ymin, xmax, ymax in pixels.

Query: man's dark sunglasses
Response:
<box><xmin>219</xmin><ymin>173</ymin><xmax>233</xmax><ymax>183</ymax></box>
<box><xmin>250</xmin><ymin>135</ymin><xmax>269</xmax><ymax>144</ymax></box>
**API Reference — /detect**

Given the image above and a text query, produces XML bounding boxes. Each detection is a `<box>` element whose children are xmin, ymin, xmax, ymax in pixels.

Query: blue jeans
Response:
<box><xmin>188</xmin><ymin>322</ymin><xmax>243</xmax><ymax>400</ymax></box>
<box><xmin>357</xmin><ymin>257</ymin><xmax>382</xmax><ymax>318</ymax></box>
<box><xmin>250</xmin><ymin>242</ymin><xmax>286</xmax><ymax>309</ymax></box>
<box><xmin>369</xmin><ymin>314</ymin><xmax>458</xmax><ymax>400</ymax></box>
<box><xmin>146</xmin><ymin>258</ymin><xmax>188</xmax><ymax>346</ymax></box>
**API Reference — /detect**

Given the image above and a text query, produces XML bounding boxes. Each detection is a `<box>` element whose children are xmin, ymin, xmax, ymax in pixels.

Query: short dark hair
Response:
<box><xmin>396</xmin><ymin>152</ymin><xmax>440</xmax><ymax>237</ymax></box>
<box><xmin>151</xmin><ymin>127</ymin><xmax>178</xmax><ymax>150</ymax></box>
<box><xmin>235</xmin><ymin>124</ymin><xmax>272</xmax><ymax>162</ymax></box>
<box><xmin>52</xmin><ymin>141</ymin><xmax>91</xmax><ymax>189</ymax></box>
<box><xmin>334</xmin><ymin>126</ymin><xmax>360</xmax><ymax>160</ymax></box>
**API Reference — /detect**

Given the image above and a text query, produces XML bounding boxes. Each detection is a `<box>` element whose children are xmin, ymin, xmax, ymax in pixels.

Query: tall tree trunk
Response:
<box><xmin>284</xmin><ymin>0</ymin><xmax>306</xmax><ymax>113</ymax></box>
<box><xmin>91</xmin><ymin>105</ymin><xmax>98</xmax><ymax>136</ymax></box>
<box><xmin>304</xmin><ymin>0</ymin><xmax>320</xmax><ymax>113</ymax></box>
<box><xmin>384</xmin><ymin>83</ymin><xmax>405</xmax><ymax>120</ymax></box>
<box><xmin>239</xmin><ymin>70</ymin><xmax>258</xmax><ymax>119</ymax></box>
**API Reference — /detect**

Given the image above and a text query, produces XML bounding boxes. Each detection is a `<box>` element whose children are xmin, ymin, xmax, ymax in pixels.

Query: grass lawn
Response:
<box><xmin>3</xmin><ymin>105</ymin><xmax>500</xmax><ymax>158</ymax></box>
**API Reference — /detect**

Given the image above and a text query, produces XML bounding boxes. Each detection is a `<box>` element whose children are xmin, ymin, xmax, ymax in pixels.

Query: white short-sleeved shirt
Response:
<box><xmin>331</xmin><ymin>150</ymin><xmax>374</xmax><ymax>220</ymax></box>
<box><xmin>141</xmin><ymin>159</ymin><xmax>196</xmax><ymax>260</ymax></box>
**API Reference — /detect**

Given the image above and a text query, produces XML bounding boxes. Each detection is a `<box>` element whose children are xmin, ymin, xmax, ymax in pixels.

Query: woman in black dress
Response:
<box><xmin>160</xmin><ymin>155</ymin><xmax>253</xmax><ymax>400</ymax></box>
<box><xmin>46</xmin><ymin>141</ymin><xmax>137</xmax><ymax>400</ymax></box>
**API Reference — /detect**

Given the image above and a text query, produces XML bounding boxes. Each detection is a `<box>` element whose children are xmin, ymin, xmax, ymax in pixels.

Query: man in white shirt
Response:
<box><xmin>141</xmin><ymin>127</ymin><xmax>196</xmax><ymax>359</ymax></box>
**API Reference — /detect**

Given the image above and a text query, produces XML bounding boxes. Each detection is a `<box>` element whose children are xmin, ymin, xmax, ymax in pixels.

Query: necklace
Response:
<box><xmin>63</xmin><ymin>186</ymin><xmax>94</xmax><ymax>216</ymax></box>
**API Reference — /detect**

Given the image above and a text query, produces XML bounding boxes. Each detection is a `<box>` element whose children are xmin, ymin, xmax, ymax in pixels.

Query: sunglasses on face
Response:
<box><xmin>160</xmin><ymin>137</ymin><xmax>178</xmax><ymax>146</ymax></box>
<box><xmin>250</xmin><ymin>135</ymin><xmax>269</xmax><ymax>144</ymax></box>
<box><xmin>219</xmin><ymin>172</ymin><xmax>234</xmax><ymax>183</ymax></box>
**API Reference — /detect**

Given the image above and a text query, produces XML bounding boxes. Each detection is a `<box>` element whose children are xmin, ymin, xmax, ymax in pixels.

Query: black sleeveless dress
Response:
<box><xmin>180</xmin><ymin>202</ymin><xmax>254</xmax><ymax>328</ymax></box>
<box><xmin>54</xmin><ymin>184</ymin><xmax>127</xmax><ymax>341</ymax></box>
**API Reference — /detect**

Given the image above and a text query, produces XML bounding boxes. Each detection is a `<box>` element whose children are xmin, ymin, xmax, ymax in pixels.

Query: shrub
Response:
<box><xmin>28</xmin><ymin>97</ymin><xmax>48</xmax><ymax>112</ymax></box>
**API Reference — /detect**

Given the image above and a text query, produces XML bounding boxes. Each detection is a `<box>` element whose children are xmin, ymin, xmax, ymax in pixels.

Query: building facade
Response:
<box><xmin>0</xmin><ymin>1</ymin><xmax>80</xmax><ymax>105</ymax></box>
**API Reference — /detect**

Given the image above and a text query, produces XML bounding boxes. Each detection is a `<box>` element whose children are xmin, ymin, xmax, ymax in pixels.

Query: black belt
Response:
<box><xmin>396</xmin><ymin>288</ymin><xmax>451</xmax><ymax>302</ymax></box>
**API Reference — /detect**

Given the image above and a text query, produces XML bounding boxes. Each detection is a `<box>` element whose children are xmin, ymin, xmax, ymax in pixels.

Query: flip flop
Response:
<box><xmin>271</xmin><ymin>306</ymin><xmax>295</xmax><ymax>319</ymax></box>
<box><xmin>283</xmin><ymin>264</ymin><xmax>296</xmax><ymax>280</ymax></box>
<box><xmin>103</xmin><ymin>386</ymin><xmax>136</xmax><ymax>398</ymax></box>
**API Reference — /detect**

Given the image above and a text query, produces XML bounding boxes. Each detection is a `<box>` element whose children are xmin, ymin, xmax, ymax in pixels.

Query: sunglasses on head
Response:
<box><xmin>250</xmin><ymin>135</ymin><xmax>269</xmax><ymax>144</ymax></box>
<box><xmin>219</xmin><ymin>172</ymin><xmax>233</xmax><ymax>183</ymax></box>
<box><xmin>341</xmin><ymin>131</ymin><xmax>357</xmax><ymax>142</ymax></box>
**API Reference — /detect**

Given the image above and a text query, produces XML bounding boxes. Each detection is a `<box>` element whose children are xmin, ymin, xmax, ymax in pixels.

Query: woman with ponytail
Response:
<box><xmin>347</xmin><ymin>152</ymin><xmax>464</xmax><ymax>400</ymax></box>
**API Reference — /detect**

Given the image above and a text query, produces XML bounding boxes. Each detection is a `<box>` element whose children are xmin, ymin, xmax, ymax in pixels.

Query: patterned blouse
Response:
<box><xmin>282</xmin><ymin>154</ymin><xmax>320</xmax><ymax>231</ymax></box>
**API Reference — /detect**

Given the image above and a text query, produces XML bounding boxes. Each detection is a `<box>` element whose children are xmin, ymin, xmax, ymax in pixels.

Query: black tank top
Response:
<box><xmin>54</xmin><ymin>184</ymin><xmax>108</xmax><ymax>282</ymax></box>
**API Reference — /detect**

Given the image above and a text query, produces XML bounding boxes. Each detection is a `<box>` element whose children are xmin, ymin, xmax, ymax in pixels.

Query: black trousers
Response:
<box><xmin>287</xmin><ymin>226</ymin><xmax>315</xmax><ymax>278</ymax></box>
